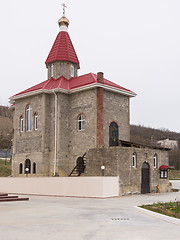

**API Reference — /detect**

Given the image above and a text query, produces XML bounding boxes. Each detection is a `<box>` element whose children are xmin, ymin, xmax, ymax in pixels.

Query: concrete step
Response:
<box><xmin>0</xmin><ymin>197</ymin><xmax>29</xmax><ymax>202</ymax></box>
<box><xmin>0</xmin><ymin>193</ymin><xmax>29</xmax><ymax>202</ymax></box>
<box><xmin>0</xmin><ymin>195</ymin><xmax>19</xmax><ymax>199</ymax></box>
<box><xmin>0</xmin><ymin>193</ymin><xmax>8</xmax><ymax>197</ymax></box>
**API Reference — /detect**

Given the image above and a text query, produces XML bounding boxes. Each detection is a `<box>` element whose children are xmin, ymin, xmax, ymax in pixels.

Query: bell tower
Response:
<box><xmin>45</xmin><ymin>4</ymin><xmax>80</xmax><ymax>80</ymax></box>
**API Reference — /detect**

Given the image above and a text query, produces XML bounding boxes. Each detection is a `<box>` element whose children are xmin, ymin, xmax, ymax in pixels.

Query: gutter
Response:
<box><xmin>53</xmin><ymin>90</ymin><xmax>58</xmax><ymax>176</ymax></box>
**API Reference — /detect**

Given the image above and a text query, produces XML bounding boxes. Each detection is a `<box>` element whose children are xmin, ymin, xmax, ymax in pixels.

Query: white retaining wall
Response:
<box><xmin>0</xmin><ymin>176</ymin><xmax>119</xmax><ymax>198</ymax></box>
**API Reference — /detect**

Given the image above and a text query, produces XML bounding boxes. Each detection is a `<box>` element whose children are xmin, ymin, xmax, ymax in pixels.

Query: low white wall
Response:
<box><xmin>0</xmin><ymin>177</ymin><xmax>119</xmax><ymax>198</ymax></box>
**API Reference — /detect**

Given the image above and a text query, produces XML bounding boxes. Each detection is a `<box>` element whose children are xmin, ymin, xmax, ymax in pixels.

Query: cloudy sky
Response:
<box><xmin>0</xmin><ymin>0</ymin><xmax>180</xmax><ymax>132</ymax></box>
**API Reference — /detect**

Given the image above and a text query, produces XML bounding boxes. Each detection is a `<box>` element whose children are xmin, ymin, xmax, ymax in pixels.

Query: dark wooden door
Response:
<box><xmin>25</xmin><ymin>159</ymin><xmax>31</xmax><ymax>174</ymax></box>
<box><xmin>109</xmin><ymin>121</ymin><xmax>119</xmax><ymax>146</ymax></box>
<box><xmin>141</xmin><ymin>162</ymin><xmax>150</xmax><ymax>194</ymax></box>
<box><xmin>76</xmin><ymin>157</ymin><xmax>85</xmax><ymax>174</ymax></box>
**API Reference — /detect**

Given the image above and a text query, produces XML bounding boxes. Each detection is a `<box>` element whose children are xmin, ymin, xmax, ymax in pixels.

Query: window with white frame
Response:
<box><xmin>132</xmin><ymin>152</ymin><xmax>137</xmax><ymax>168</ymax></box>
<box><xmin>154</xmin><ymin>154</ymin><xmax>157</xmax><ymax>168</ymax></box>
<box><xmin>20</xmin><ymin>117</ymin><xmax>24</xmax><ymax>132</ymax></box>
<box><xmin>34</xmin><ymin>114</ymin><xmax>38</xmax><ymax>130</ymax></box>
<box><xmin>160</xmin><ymin>170</ymin><xmax>168</xmax><ymax>179</ymax></box>
<box><xmin>70</xmin><ymin>64</ymin><xmax>75</xmax><ymax>77</ymax></box>
<box><xmin>78</xmin><ymin>115</ymin><xmax>85</xmax><ymax>131</ymax></box>
<box><xmin>26</xmin><ymin>105</ymin><xmax>32</xmax><ymax>131</ymax></box>
<box><xmin>50</xmin><ymin>63</ymin><xmax>54</xmax><ymax>77</ymax></box>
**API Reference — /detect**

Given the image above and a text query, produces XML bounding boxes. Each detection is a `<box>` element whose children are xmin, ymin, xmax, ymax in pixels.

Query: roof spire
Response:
<box><xmin>58</xmin><ymin>3</ymin><xmax>69</xmax><ymax>31</ymax></box>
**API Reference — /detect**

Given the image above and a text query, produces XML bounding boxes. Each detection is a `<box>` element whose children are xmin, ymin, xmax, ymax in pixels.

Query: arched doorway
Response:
<box><xmin>109</xmin><ymin>121</ymin><xmax>119</xmax><ymax>146</ymax></box>
<box><xmin>141</xmin><ymin>162</ymin><xmax>150</xmax><ymax>194</ymax></box>
<box><xmin>76</xmin><ymin>156</ymin><xmax>85</xmax><ymax>175</ymax></box>
<box><xmin>24</xmin><ymin>159</ymin><xmax>31</xmax><ymax>174</ymax></box>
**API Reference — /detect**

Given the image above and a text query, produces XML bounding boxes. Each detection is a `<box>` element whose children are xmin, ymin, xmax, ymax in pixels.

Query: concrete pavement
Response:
<box><xmin>0</xmin><ymin>182</ymin><xmax>180</xmax><ymax>240</ymax></box>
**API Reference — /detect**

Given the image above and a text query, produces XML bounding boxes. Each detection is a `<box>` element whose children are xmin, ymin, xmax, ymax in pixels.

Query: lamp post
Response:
<box><xmin>25</xmin><ymin>168</ymin><xmax>29</xmax><ymax>177</ymax></box>
<box><xmin>101</xmin><ymin>165</ymin><xmax>105</xmax><ymax>176</ymax></box>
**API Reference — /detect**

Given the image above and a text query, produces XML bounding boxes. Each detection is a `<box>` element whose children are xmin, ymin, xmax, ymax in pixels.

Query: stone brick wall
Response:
<box><xmin>12</xmin><ymin>87</ymin><xmax>132</xmax><ymax>177</ymax></box>
<box><xmin>103</xmin><ymin>90</ymin><xmax>130</xmax><ymax>146</ymax></box>
<box><xmin>12</xmin><ymin>94</ymin><xmax>50</xmax><ymax>176</ymax></box>
<box><xmin>68</xmin><ymin>89</ymin><xmax>97</xmax><ymax>172</ymax></box>
<box><xmin>47</xmin><ymin>61</ymin><xmax>78</xmax><ymax>79</ymax></box>
<box><xmin>85</xmin><ymin>146</ymin><xmax>170</xmax><ymax>195</ymax></box>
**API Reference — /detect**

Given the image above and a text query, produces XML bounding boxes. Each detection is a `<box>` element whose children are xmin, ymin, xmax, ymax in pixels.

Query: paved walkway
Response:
<box><xmin>0</xmin><ymin>182</ymin><xmax>180</xmax><ymax>240</ymax></box>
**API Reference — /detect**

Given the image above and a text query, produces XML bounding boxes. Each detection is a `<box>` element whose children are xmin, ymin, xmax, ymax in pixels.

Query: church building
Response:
<box><xmin>10</xmin><ymin>7</ymin><xmax>171</xmax><ymax>195</ymax></box>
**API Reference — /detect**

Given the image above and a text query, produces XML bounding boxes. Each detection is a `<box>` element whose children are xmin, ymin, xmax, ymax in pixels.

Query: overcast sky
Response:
<box><xmin>0</xmin><ymin>0</ymin><xmax>180</xmax><ymax>132</ymax></box>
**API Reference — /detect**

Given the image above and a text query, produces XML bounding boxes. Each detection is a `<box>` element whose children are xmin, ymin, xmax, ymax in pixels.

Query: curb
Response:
<box><xmin>135</xmin><ymin>206</ymin><xmax>180</xmax><ymax>226</ymax></box>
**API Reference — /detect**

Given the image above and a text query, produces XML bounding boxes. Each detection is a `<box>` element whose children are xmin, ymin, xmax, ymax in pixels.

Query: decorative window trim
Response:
<box><xmin>154</xmin><ymin>154</ymin><xmax>157</xmax><ymax>168</ymax></box>
<box><xmin>26</xmin><ymin>105</ymin><xmax>32</xmax><ymax>132</ymax></box>
<box><xmin>34</xmin><ymin>113</ymin><xmax>38</xmax><ymax>130</ymax></box>
<box><xmin>20</xmin><ymin>117</ymin><xmax>24</xmax><ymax>132</ymax></box>
<box><xmin>160</xmin><ymin>170</ymin><xmax>168</xmax><ymax>179</ymax></box>
<box><xmin>50</xmin><ymin>63</ymin><xmax>54</xmax><ymax>77</ymax></box>
<box><xmin>77</xmin><ymin>114</ymin><xmax>85</xmax><ymax>131</ymax></box>
<box><xmin>132</xmin><ymin>152</ymin><xmax>137</xmax><ymax>168</ymax></box>
<box><xmin>70</xmin><ymin>64</ymin><xmax>75</xmax><ymax>77</ymax></box>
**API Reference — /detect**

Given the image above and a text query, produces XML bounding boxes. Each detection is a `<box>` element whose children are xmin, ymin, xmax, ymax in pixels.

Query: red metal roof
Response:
<box><xmin>159</xmin><ymin>165</ymin><xmax>171</xmax><ymax>170</ymax></box>
<box><xmin>11</xmin><ymin>73</ymin><xmax>136</xmax><ymax>99</ymax></box>
<box><xmin>45</xmin><ymin>31</ymin><xmax>80</xmax><ymax>68</ymax></box>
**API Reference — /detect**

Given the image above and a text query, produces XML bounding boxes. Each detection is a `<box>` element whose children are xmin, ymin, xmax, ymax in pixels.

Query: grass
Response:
<box><xmin>140</xmin><ymin>201</ymin><xmax>180</xmax><ymax>219</ymax></box>
<box><xmin>0</xmin><ymin>158</ymin><xmax>12</xmax><ymax>177</ymax></box>
<box><xmin>169</xmin><ymin>170</ymin><xmax>180</xmax><ymax>180</ymax></box>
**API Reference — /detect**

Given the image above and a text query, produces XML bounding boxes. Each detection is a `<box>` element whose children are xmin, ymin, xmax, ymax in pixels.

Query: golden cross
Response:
<box><xmin>61</xmin><ymin>3</ymin><xmax>67</xmax><ymax>16</ymax></box>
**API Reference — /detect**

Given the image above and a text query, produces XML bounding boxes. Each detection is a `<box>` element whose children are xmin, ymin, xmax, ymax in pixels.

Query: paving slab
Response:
<box><xmin>0</xmin><ymin>186</ymin><xmax>180</xmax><ymax>240</ymax></box>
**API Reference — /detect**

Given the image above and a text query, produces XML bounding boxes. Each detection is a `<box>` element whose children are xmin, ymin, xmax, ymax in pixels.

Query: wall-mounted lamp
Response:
<box><xmin>101</xmin><ymin>165</ymin><xmax>105</xmax><ymax>176</ymax></box>
<box><xmin>25</xmin><ymin>167</ymin><xmax>29</xmax><ymax>177</ymax></box>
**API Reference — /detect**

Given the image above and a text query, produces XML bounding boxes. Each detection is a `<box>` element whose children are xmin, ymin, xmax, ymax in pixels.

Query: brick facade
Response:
<box><xmin>85</xmin><ymin>146</ymin><xmax>171</xmax><ymax>194</ymax></box>
<box><xmin>12</xmin><ymin>85</ymin><xmax>132</xmax><ymax>178</ymax></box>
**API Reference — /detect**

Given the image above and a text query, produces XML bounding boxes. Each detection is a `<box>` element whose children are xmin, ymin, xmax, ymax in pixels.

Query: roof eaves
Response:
<box><xmin>10</xmin><ymin>89</ymin><xmax>52</xmax><ymax>101</ymax></box>
<box><xmin>102</xmin><ymin>84</ymin><xmax>136</xmax><ymax>97</ymax></box>
<box><xmin>69</xmin><ymin>83</ymin><xmax>136</xmax><ymax>97</ymax></box>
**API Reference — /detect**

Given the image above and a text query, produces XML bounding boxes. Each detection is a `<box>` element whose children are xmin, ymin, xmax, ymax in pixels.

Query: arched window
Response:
<box><xmin>70</xmin><ymin>64</ymin><xmax>75</xmax><ymax>77</ymax></box>
<box><xmin>33</xmin><ymin>162</ymin><xmax>36</xmax><ymax>174</ymax></box>
<box><xmin>132</xmin><ymin>152</ymin><xmax>137</xmax><ymax>168</ymax></box>
<box><xmin>50</xmin><ymin>63</ymin><xmax>54</xmax><ymax>77</ymax></box>
<box><xmin>19</xmin><ymin>163</ymin><xmax>23</xmax><ymax>174</ymax></box>
<box><xmin>25</xmin><ymin>159</ymin><xmax>31</xmax><ymax>174</ymax></box>
<box><xmin>109</xmin><ymin>121</ymin><xmax>119</xmax><ymax>146</ymax></box>
<box><xmin>26</xmin><ymin>105</ymin><xmax>32</xmax><ymax>131</ymax></box>
<box><xmin>78</xmin><ymin>115</ymin><xmax>85</xmax><ymax>131</ymax></box>
<box><xmin>20</xmin><ymin>117</ymin><xmax>24</xmax><ymax>132</ymax></box>
<box><xmin>154</xmin><ymin>154</ymin><xmax>157</xmax><ymax>168</ymax></box>
<box><xmin>34</xmin><ymin>113</ymin><xmax>38</xmax><ymax>130</ymax></box>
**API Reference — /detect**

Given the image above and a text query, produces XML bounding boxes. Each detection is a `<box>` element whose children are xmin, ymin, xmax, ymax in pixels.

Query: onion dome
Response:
<box><xmin>58</xmin><ymin>3</ymin><xmax>70</xmax><ymax>31</ymax></box>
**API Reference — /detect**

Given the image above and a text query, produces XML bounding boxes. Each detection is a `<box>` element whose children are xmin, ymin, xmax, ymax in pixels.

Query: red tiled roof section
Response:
<box><xmin>45</xmin><ymin>31</ymin><xmax>80</xmax><ymax>68</ymax></box>
<box><xmin>11</xmin><ymin>73</ymin><xmax>136</xmax><ymax>99</ymax></box>
<box><xmin>11</xmin><ymin>76</ymin><xmax>68</xmax><ymax>97</ymax></box>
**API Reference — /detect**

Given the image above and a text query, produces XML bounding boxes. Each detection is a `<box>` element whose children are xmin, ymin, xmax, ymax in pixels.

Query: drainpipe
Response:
<box><xmin>53</xmin><ymin>90</ymin><xmax>57</xmax><ymax>176</ymax></box>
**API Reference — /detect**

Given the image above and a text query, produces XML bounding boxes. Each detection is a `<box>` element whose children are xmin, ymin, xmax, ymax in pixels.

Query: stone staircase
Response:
<box><xmin>69</xmin><ymin>153</ymin><xmax>86</xmax><ymax>177</ymax></box>
<box><xmin>0</xmin><ymin>193</ymin><xmax>29</xmax><ymax>202</ymax></box>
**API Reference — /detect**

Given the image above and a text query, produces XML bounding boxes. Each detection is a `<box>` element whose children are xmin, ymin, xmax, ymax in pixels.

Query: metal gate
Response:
<box><xmin>141</xmin><ymin>162</ymin><xmax>150</xmax><ymax>194</ymax></box>
<box><xmin>109</xmin><ymin>121</ymin><xmax>119</xmax><ymax>146</ymax></box>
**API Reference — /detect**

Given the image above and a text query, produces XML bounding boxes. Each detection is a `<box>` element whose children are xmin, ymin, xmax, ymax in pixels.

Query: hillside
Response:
<box><xmin>0</xmin><ymin>106</ymin><xmax>13</xmax><ymax>149</ymax></box>
<box><xmin>130</xmin><ymin>125</ymin><xmax>180</xmax><ymax>144</ymax></box>
<box><xmin>130</xmin><ymin>125</ymin><xmax>180</xmax><ymax>169</ymax></box>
